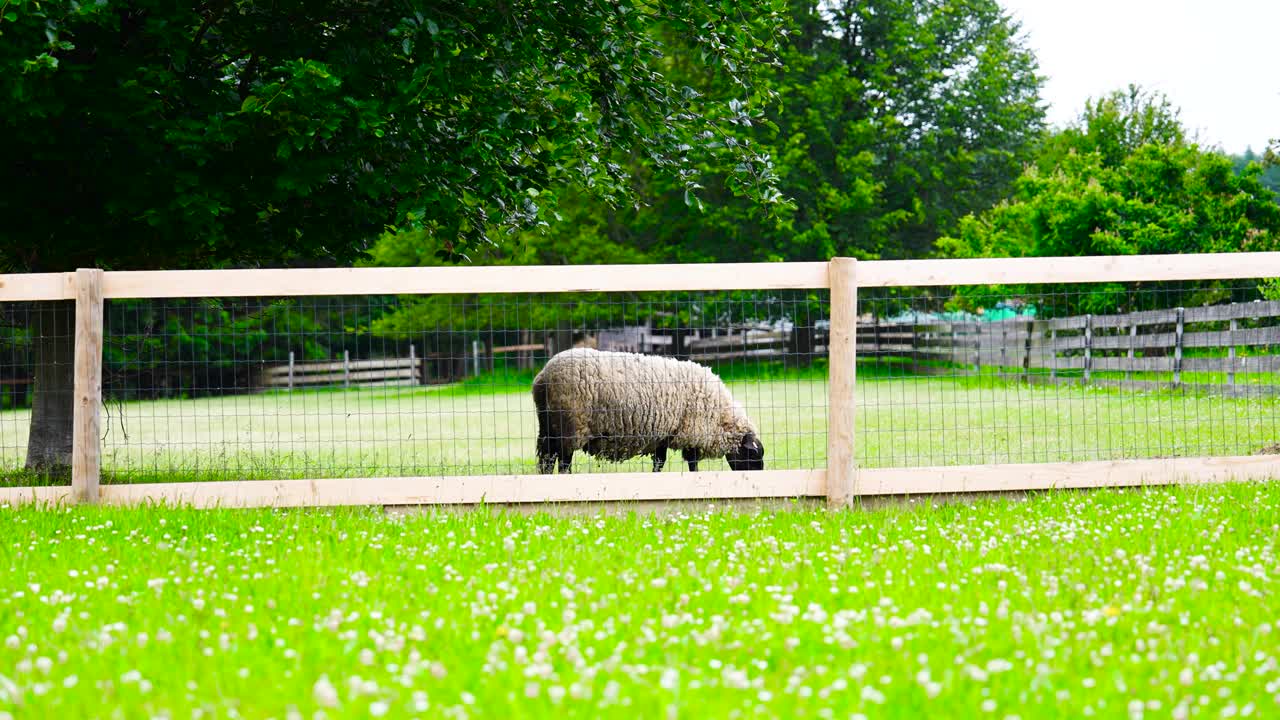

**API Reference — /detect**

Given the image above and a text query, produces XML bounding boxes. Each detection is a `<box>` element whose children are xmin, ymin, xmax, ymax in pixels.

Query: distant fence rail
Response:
<box><xmin>261</xmin><ymin>353</ymin><xmax>425</xmax><ymax>390</ymax></box>
<box><xmin>6</xmin><ymin>252</ymin><xmax>1280</xmax><ymax>509</ymax></box>
<box><xmin>862</xmin><ymin>299</ymin><xmax>1280</xmax><ymax>396</ymax></box>
<box><xmin>594</xmin><ymin>323</ymin><xmax>829</xmax><ymax>363</ymax></box>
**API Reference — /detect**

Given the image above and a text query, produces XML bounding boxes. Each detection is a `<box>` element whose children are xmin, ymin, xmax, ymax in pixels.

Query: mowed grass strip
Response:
<box><xmin>3</xmin><ymin>368</ymin><xmax>1280</xmax><ymax>484</ymax></box>
<box><xmin>1</xmin><ymin>482</ymin><xmax>1278</xmax><ymax>718</ymax></box>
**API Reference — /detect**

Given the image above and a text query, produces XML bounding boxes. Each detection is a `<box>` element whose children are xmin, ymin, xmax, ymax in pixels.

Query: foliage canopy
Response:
<box><xmin>939</xmin><ymin>88</ymin><xmax>1280</xmax><ymax>313</ymax></box>
<box><xmin>0</xmin><ymin>0</ymin><xmax>785</xmax><ymax>272</ymax></box>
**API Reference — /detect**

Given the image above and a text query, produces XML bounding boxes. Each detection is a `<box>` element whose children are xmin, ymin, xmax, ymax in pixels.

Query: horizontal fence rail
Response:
<box><xmin>3</xmin><ymin>251</ymin><xmax>1280</xmax><ymax>510</ymax></box>
<box><xmin>863</xmin><ymin>298</ymin><xmax>1280</xmax><ymax>397</ymax></box>
<box><xmin>6</xmin><ymin>251</ymin><xmax>1280</xmax><ymax>301</ymax></box>
<box><xmin>261</xmin><ymin>354</ymin><xmax>424</xmax><ymax>390</ymax></box>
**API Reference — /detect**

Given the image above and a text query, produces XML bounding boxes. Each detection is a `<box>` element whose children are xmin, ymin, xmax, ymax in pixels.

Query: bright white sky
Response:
<box><xmin>997</xmin><ymin>0</ymin><xmax>1280</xmax><ymax>154</ymax></box>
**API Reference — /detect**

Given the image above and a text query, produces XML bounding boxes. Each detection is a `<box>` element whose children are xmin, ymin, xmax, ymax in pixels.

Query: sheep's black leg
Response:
<box><xmin>537</xmin><ymin>453</ymin><xmax>556</xmax><ymax>474</ymax></box>
<box><xmin>534</xmin><ymin>382</ymin><xmax>557</xmax><ymax>474</ymax></box>
<box><xmin>556</xmin><ymin>448</ymin><xmax>573</xmax><ymax>474</ymax></box>
<box><xmin>652</xmin><ymin>441</ymin><xmax>669</xmax><ymax>473</ymax></box>
<box><xmin>537</xmin><ymin>435</ymin><xmax>558</xmax><ymax>474</ymax></box>
<box><xmin>683</xmin><ymin>448</ymin><xmax>701</xmax><ymax>472</ymax></box>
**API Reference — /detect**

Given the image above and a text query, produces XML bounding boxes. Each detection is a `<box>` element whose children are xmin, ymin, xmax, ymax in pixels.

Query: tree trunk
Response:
<box><xmin>25</xmin><ymin>301</ymin><xmax>75</xmax><ymax>479</ymax></box>
<box><xmin>790</xmin><ymin>323</ymin><xmax>815</xmax><ymax>367</ymax></box>
<box><xmin>672</xmin><ymin>328</ymin><xmax>688</xmax><ymax>361</ymax></box>
<box><xmin>553</xmin><ymin>327</ymin><xmax>574</xmax><ymax>357</ymax></box>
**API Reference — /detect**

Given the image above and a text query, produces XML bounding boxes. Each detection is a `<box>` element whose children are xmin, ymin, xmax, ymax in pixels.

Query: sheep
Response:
<box><xmin>531</xmin><ymin>348</ymin><xmax>764</xmax><ymax>474</ymax></box>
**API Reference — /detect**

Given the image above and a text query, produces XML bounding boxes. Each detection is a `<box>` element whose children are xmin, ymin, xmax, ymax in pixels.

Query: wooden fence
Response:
<box><xmin>862</xmin><ymin>300</ymin><xmax>1280</xmax><ymax>396</ymax></box>
<box><xmin>253</xmin><ymin>323</ymin><xmax>817</xmax><ymax>391</ymax></box>
<box><xmin>593</xmin><ymin>324</ymin><xmax>828</xmax><ymax>362</ymax></box>
<box><xmin>5</xmin><ymin>253</ymin><xmax>1280</xmax><ymax>510</ymax></box>
<box><xmin>261</xmin><ymin>352</ymin><xmax>424</xmax><ymax>390</ymax></box>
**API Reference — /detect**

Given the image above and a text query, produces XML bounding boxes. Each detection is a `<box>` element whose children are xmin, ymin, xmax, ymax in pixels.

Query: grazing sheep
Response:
<box><xmin>531</xmin><ymin>348</ymin><xmax>764</xmax><ymax>474</ymax></box>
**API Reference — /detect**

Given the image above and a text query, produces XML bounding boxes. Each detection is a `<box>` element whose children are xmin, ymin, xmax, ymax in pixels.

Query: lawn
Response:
<box><xmin>2</xmin><ymin>482</ymin><xmax>1278</xmax><ymax>718</ymax></box>
<box><xmin>3</xmin><ymin>363</ymin><xmax>1280</xmax><ymax>484</ymax></box>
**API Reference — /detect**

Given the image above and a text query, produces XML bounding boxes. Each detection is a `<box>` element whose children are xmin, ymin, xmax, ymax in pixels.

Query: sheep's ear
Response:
<box><xmin>743</xmin><ymin>432</ymin><xmax>762</xmax><ymax>452</ymax></box>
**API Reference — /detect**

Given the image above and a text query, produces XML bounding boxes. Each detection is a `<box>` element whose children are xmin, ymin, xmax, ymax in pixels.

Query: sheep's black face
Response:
<box><xmin>726</xmin><ymin>432</ymin><xmax>764</xmax><ymax>471</ymax></box>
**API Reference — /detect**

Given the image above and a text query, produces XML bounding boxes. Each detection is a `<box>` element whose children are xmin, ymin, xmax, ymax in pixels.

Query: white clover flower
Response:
<box><xmin>313</xmin><ymin>675</ymin><xmax>339</xmax><ymax>707</ymax></box>
<box><xmin>860</xmin><ymin>686</ymin><xmax>885</xmax><ymax>704</ymax></box>
<box><xmin>986</xmin><ymin>659</ymin><xmax>1013</xmax><ymax>673</ymax></box>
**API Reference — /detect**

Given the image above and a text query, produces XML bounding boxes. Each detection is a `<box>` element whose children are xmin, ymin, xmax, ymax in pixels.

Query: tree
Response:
<box><xmin>1234</xmin><ymin>147</ymin><xmax>1280</xmax><ymax>199</ymax></box>
<box><xmin>452</xmin><ymin>0</ymin><xmax>1046</xmax><ymax>267</ymax></box>
<box><xmin>367</xmin><ymin>0</ymin><xmax>1046</xmax><ymax>363</ymax></box>
<box><xmin>938</xmin><ymin>90</ymin><xmax>1280</xmax><ymax>314</ymax></box>
<box><xmin>1036</xmin><ymin>84</ymin><xmax>1186</xmax><ymax>170</ymax></box>
<box><xmin>0</xmin><ymin>1</ymin><xmax>785</xmax><ymax>477</ymax></box>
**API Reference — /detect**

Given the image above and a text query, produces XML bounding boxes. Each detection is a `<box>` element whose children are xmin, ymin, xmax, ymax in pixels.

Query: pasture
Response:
<box><xmin>3</xmin><ymin>365</ymin><xmax>1280</xmax><ymax>485</ymax></box>
<box><xmin>2</xmin><ymin>482</ymin><xmax>1278</xmax><ymax>718</ymax></box>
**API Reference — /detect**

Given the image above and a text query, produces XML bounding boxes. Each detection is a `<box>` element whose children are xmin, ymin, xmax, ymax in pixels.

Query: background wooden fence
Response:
<box><xmin>863</xmin><ymin>299</ymin><xmax>1280</xmax><ymax>396</ymax></box>
<box><xmin>255</xmin><ymin>322</ymin><xmax>829</xmax><ymax>390</ymax></box>
<box><xmin>261</xmin><ymin>352</ymin><xmax>424</xmax><ymax>390</ymax></box>
<box><xmin>255</xmin><ymin>297</ymin><xmax>1280</xmax><ymax>397</ymax></box>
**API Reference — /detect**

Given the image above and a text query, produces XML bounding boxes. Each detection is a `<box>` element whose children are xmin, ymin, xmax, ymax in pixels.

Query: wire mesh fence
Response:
<box><xmin>859</xmin><ymin>279</ymin><xmax>1280</xmax><ymax>468</ymax></box>
<box><xmin>0</xmin><ymin>301</ymin><xmax>73</xmax><ymax>481</ymax></box>
<box><xmin>85</xmin><ymin>290</ymin><xmax>826</xmax><ymax>482</ymax></box>
<box><xmin>4</xmin><ymin>269</ymin><xmax>1280</xmax><ymax>489</ymax></box>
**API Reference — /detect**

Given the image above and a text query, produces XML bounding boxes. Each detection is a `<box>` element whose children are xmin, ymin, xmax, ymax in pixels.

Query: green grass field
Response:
<box><xmin>2</xmin><ymin>482</ymin><xmax>1278</xmax><ymax>718</ymax></box>
<box><xmin>3</xmin><ymin>363</ymin><xmax>1280</xmax><ymax>484</ymax></box>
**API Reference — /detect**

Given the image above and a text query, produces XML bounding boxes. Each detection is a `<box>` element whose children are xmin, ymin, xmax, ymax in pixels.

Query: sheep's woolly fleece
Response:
<box><xmin>533</xmin><ymin>348</ymin><xmax>758</xmax><ymax>461</ymax></box>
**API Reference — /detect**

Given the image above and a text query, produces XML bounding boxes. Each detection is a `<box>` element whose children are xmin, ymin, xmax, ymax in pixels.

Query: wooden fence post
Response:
<box><xmin>1083</xmin><ymin>314</ymin><xmax>1093</xmax><ymax>385</ymax></box>
<box><xmin>409</xmin><ymin>344</ymin><xmax>419</xmax><ymax>385</ymax></box>
<box><xmin>1022</xmin><ymin>319</ymin><xmax>1034</xmax><ymax>383</ymax></box>
<box><xmin>827</xmin><ymin>257</ymin><xmax>857</xmax><ymax>509</ymax></box>
<box><xmin>343</xmin><ymin>350</ymin><xmax>351</xmax><ymax>388</ymax></box>
<box><xmin>72</xmin><ymin>268</ymin><xmax>104</xmax><ymax>504</ymax></box>
<box><xmin>1228</xmin><ymin>317</ymin><xmax>1237</xmax><ymax>386</ymax></box>
<box><xmin>971</xmin><ymin>325</ymin><xmax>980</xmax><ymax>375</ymax></box>
<box><xmin>1173</xmin><ymin>307</ymin><xmax>1185</xmax><ymax>388</ymax></box>
<box><xmin>909</xmin><ymin>312</ymin><xmax>918</xmax><ymax>374</ymax></box>
<box><xmin>287</xmin><ymin>351</ymin><xmax>295</xmax><ymax>391</ymax></box>
<box><xmin>1049</xmin><ymin>326</ymin><xmax>1057</xmax><ymax>381</ymax></box>
<box><xmin>1126</xmin><ymin>318</ymin><xmax>1136</xmax><ymax>382</ymax></box>
<box><xmin>999</xmin><ymin>322</ymin><xmax>1007</xmax><ymax>375</ymax></box>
